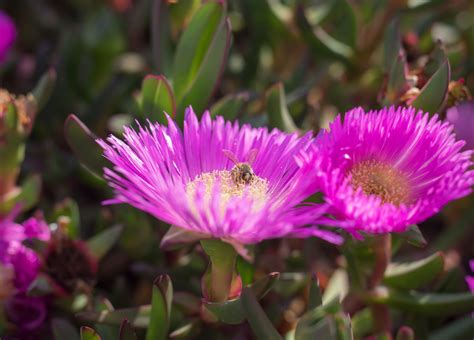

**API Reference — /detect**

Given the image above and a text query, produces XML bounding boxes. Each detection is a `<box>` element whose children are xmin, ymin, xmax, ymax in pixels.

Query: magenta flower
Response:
<box><xmin>446</xmin><ymin>101</ymin><xmax>474</xmax><ymax>151</ymax></box>
<box><xmin>297</xmin><ymin>106</ymin><xmax>474</xmax><ymax>236</ymax></box>
<box><xmin>466</xmin><ymin>260</ymin><xmax>474</xmax><ymax>294</ymax></box>
<box><xmin>0</xmin><ymin>213</ymin><xmax>50</xmax><ymax>331</ymax></box>
<box><xmin>98</xmin><ymin>107</ymin><xmax>343</xmax><ymax>245</ymax></box>
<box><xmin>0</xmin><ymin>11</ymin><xmax>16</xmax><ymax>62</ymax></box>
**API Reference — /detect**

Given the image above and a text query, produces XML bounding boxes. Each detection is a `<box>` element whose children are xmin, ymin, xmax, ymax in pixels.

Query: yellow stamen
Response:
<box><xmin>350</xmin><ymin>160</ymin><xmax>410</xmax><ymax>205</ymax></box>
<box><xmin>186</xmin><ymin>170</ymin><xmax>269</xmax><ymax>212</ymax></box>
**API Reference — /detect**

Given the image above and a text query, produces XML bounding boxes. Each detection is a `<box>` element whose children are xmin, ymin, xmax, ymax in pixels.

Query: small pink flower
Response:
<box><xmin>446</xmin><ymin>101</ymin><xmax>474</xmax><ymax>151</ymax></box>
<box><xmin>0</xmin><ymin>11</ymin><xmax>16</xmax><ymax>62</ymax></box>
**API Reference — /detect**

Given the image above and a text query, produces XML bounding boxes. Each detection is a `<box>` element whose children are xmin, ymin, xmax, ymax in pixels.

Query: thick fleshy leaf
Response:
<box><xmin>119</xmin><ymin>319</ymin><xmax>138</xmax><ymax>340</ymax></box>
<box><xmin>210</xmin><ymin>92</ymin><xmax>249</xmax><ymax>120</ymax></box>
<box><xmin>266</xmin><ymin>83</ymin><xmax>297</xmax><ymax>132</ymax></box>
<box><xmin>308</xmin><ymin>274</ymin><xmax>323</xmax><ymax>310</ymax></box>
<box><xmin>151</xmin><ymin>0</ymin><xmax>173</xmax><ymax>74</ymax></box>
<box><xmin>145</xmin><ymin>275</ymin><xmax>173</xmax><ymax>340</ymax></box>
<box><xmin>411</xmin><ymin>59</ymin><xmax>450</xmax><ymax>114</ymax></box>
<box><xmin>160</xmin><ymin>225</ymin><xmax>210</xmax><ymax>250</ymax></box>
<box><xmin>204</xmin><ymin>272</ymin><xmax>280</xmax><ymax>325</ymax></box>
<box><xmin>76</xmin><ymin>305</ymin><xmax>151</xmax><ymax>328</ymax></box>
<box><xmin>137</xmin><ymin>75</ymin><xmax>175</xmax><ymax>124</ymax></box>
<box><xmin>351</xmin><ymin>308</ymin><xmax>373</xmax><ymax>338</ymax></box>
<box><xmin>64</xmin><ymin>114</ymin><xmax>109</xmax><ymax>178</ymax></box>
<box><xmin>0</xmin><ymin>174</ymin><xmax>42</xmax><ymax>215</ymax></box>
<box><xmin>31</xmin><ymin>68</ymin><xmax>57</xmax><ymax>111</ymax></box>
<box><xmin>396</xmin><ymin>224</ymin><xmax>427</xmax><ymax>247</ymax></box>
<box><xmin>367</xmin><ymin>288</ymin><xmax>474</xmax><ymax>316</ymax></box>
<box><xmin>80</xmin><ymin>326</ymin><xmax>101</xmax><ymax>340</ymax></box>
<box><xmin>87</xmin><ymin>225</ymin><xmax>123</xmax><ymax>260</ymax></box>
<box><xmin>385</xmin><ymin>52</ymin><xmax>408</xmax><ymax>104</ymax></box>
<box><xmin>51</xmin><ymin>318</ymin><xmax>80</xmax><ymax>340</ymax></box>
<box><xmin>241</xmin><ymin>287</ymin><xmax>282</xmax><ymax>340</ymax></box>
<box><xmin>295</xmin><ymin>1</ymin><xmax>355</xmax><ymax>62</ymax></box>
<box><xmin>383</xmin><ymin>19</ymin><xmax>401</xmax><ymax>73</ymax></box>
<box><xmin>173</xmin><ymin>2</ymin><xmax>231</xmax><ymax>119</ymax></box>
<box><xmin>428</xmin><ymin>315</ymin><xmax>474</xmax><ymax>340</ymax></box>
<box><xmin>383</xmin><ymin>252</ymin><xmax>444</xmax><ymax>289</ymax></box>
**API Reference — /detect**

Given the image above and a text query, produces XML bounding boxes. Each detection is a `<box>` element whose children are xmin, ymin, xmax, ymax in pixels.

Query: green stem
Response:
<box><xmin>369</xmin><ymin>234</ymin><xmax>392</xmax><ymax>334</ymax></box>
<box><xmin>200</xmin><ymin>239</ymin><xmax>237</xmax><ymax>302</ymax></box>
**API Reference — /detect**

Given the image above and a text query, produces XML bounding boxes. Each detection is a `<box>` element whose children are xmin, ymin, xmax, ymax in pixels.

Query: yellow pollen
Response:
<box><xmin>186</xmin><ymin>170</ymin><xmax>269</xmax><ymax>212</ymax></box>
<box><xmin>350</xmin><ymin>160</ymin><xmax>410</xmax><ymax>205</ymax></box>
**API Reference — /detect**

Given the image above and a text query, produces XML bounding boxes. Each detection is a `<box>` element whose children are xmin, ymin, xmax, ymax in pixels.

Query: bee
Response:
<box><xmin>222</xmin><ymin>148</ymin><xmax>259</xmax><ymax>185</ymax></box>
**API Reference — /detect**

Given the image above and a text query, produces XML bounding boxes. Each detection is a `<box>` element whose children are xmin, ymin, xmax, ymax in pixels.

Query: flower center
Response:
<box><xmin>350</xmin><ymin>160</ymin><xmax>410</xmax><ymax>205</ymax></box>
<box><xmin>186</xmin><ymin>170</ymin><xmax>269</xmax><ymax>211</ymax></box>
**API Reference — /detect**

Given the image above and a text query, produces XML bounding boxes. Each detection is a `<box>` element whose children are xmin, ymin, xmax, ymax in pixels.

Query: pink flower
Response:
<box><xmin>0</xmin><ymin>11</ymin><xmax>16</xmax><ymax>62</ymax></box>
<box><xmin>446</xmin><ymin>101</ymin><xmax>474</xmax><ymax>151</ymax></box>
<box><xmin>297</xmin><ymin>106</ymin><xmax>474</xmax><ymax>236</ymax></box>
<box><xmin>98</xmin><ymin>107</ymin><xmax>343</xmax><ymax>245</ymax></box>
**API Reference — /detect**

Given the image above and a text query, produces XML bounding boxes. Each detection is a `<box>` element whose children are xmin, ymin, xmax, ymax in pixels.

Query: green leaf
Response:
<box><xmin>137</xmin><ymin>75</ymin><xmax>176</xmax><ymax>124</ymax></box>
<box><xmin>27</xmin><ymin>274</ymin><xmax>55</xmax><ymax>297</ymax></box>
<box><xmin>173</xmin><ymin>2</ymin><xmax>231</xmax><ymax>120</ymax></box>
<box><xmin>210</xmin><ymin>92</ymin><xmax>250</xmax><ymax>120</ymax></box>
<box><xmin>204</xmin><ymin>272</ymin><xmax>280</xmax><ymax>324</ymax></box>
<box><xmin>76</xmin><ymin>305</ymin><xmax>151</xmax><ymax>328</ymax></box>
<box><xmin>266</xmin><ymin>83</ymin><xmax>298</xmax><ymax>132</ymax></box>
<box><xmin>51</xmin><ymin>318</ymin><xmax>80</xmax><ymax>340</ymax></box>
<box><xmin>146</xmin><ymin>275</ymin><xmax>173</xmax><ymax>340</ymax></box>
<box><xmin>428</xmin><ymin>315</ymin><xmax>474</xmax><ymax>340</ymax></box>
<box><xmin>308</xmin><ymin>274</ymin><xmax>323</xmax><ymax>310</ymax></box>
<box><xmin>351</xmin><ymin>308</ymin><xmax>373</xmax><ymax>338</ymax></box>
<box><xmin>296</xmin><ymin>315</ymin><xmax>338</xmax><ymax>340</ymax></box>
<box><xmin>383</xmin><ymin>19</ymin><xmax>402</xmax><ymax>72</ymax></box>
<box><xmin>383</xmin><ymin>252</ymin><xmax>444</xmax><ymax>289</ymax></box>
<box><xmin>241</xmin><ymin>287</ymin><xmax>282</xmax><ymax>340</ymax></box>
<box><xmin>87</xmin><ymin>225</ymin><xmax>123</xmax><ymax>260</ymax></box>
<box><xmin>119</xmin><ymin>319</ymin><xmax>138</xmax><ymax>340</ymax></box>
<box><xmin>80</xmin><ymin>326</ymin><xmax>101</xmax><ymax>340</ymax></box>
<box><xmin>31</xmin><ymin>68</ymin><xmax>57</xmax><ymax>111</ymax></box>
<box><xmin>367</xmin><ymin>288</ymin><xmax>474</xmax><ymax>316</ymax></box>
<box><xmin>64</xmin><ymin>114</ymin><xmax>110</xmax><ymax>178</ymax></box>
<box><xmin>396</xmin><ymin>224</ymin><xmax>427</xmax><ymax>247</ymax></box>
<box><xmin>411</xmin><ymin>59</ymin><xmax>450</xmax><ymax>114</ymax></box>
<box><xmin>384</xmin><ymin>52</ymin><xmax>408</xmax><ymax>105</ymax></box>
<box><xmin>160</xmin><ymin>225</ymin><xmax>210</xmax><ymax>250</ymax></box>
<box><xmin>151</xmin><ymin>0</ymin><xmax>173</xmax><ymax>75</ymax></box>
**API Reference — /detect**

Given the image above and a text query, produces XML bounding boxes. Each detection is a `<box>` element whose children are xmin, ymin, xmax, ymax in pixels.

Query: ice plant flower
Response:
<box><xmin>446</xmin><ymin>101</ymin><xmax>474</xmax><ymax>151</ymax></box>
<box><xmin>0</xmin><ymin>11</ymin><xmax>16</xmax><ymax>63</ymax></box>
<box><xmin>297</xmin><ymin>106</ymin><xmax>474</xmax><ymax>236</ymax></box>
<box><xmin>0</xmin><ymin>212</ymin><xmax>50</xmax><ymax>331</ymax></box>
<box><xmin>98</xmin><ymin>107</ymin><xmax>343</xmax><ymax>246</ymax></box>
<box><xmin>466</xmin><ymin>260</ymin><xmax>474</xmax><ymax>294</ymax></box>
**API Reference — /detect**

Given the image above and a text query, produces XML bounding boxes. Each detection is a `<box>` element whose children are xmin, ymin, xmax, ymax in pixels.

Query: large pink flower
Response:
<box><xmin>297</xmin><ymin>106</ymin><xmax>474</xmax><ymax>236</ymax></box>
<box><xmin>98</xmin><ymin>107</ymin><xmax>343</xmax><ymax>245</ymax></box>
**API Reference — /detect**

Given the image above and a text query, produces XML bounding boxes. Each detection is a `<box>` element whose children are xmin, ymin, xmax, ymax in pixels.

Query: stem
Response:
<box><xmin>200</xmin><ymin>239</ymin><xmax>237</xmax><ymax>302</ymax></box>
<box><xmin>369</xmin><ymin>234</ymin><xmax>392</xmax><ymax>334</ymax></box>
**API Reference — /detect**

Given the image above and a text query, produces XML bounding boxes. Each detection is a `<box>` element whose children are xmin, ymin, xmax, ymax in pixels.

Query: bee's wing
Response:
<box><xmin>246</xmin><ymin>148</ymin><xmax>259</xmax><ymax>165</ymax></box>
<box><xmin>222</xmin><ymin>149</ymin><xmax>239</xmax><ymax>165</ymax></box>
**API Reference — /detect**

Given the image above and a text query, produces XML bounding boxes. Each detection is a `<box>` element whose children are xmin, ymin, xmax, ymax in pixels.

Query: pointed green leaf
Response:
<box><xmin>80</xmin><ymin>326</ymin><xmax>101</xmax><ymax>340</ymax></box>
<box><xmin>145</xmin><ymin>275</ymin><xmax>173</xmax><ymax>340</ymax></box>
<box><xmin>396</xmin><ymin>224</ymin><xmax>427</xmax><ymax>247</ymax></box>
<box><xmin>383</xmin><ymin>19</ymin><xmax>402</xmax><ymax>72</ymax></box>
<box><xmin>296</xmin><ymin>316</ymin><xmax>337</xmax><ymax>340</ymax></box>
<box><xmin>31</xmin><ymin>68</ymin><xmax>56</xmax><ymax>111</ymax></box>
<box><xmin>204</xmin><ymin>272</ymin><xmax>280</xmax><ymax>324</ymax></box>
<box><xmin>0</xmin><ymin>174</ymin><xmax>42</xmax><ymax>215</ymax></box>
<box><xmin>351</xmin><ymin>308</ymin><xmax>373</xmax><ymax>338</ymax></box>
<box><xmin>138</xmin><ymin>75</ymin><xmax>176</xmax><ymax>124</ymax></box>
<box><xmin>411</xmin><ymin>59</ymin><xmax>450</xmax><ymax>114</ymax></box>
<box><xmin>173</xmin><ymin>2</ymin><xmax>231</xmax><ymax>119</ymax></box>
<box><xmin>266</xmin><ymin>83</ymin><xmax>297</xmax><ymax>132</ymax></box>
<box><xmin>428</xmin><ymin>315</ymin><xmax>474</xmax><ymax>340</ymax></box>
<box><xmin>77</xmin><ymin>305</ymin><xmax>151</xmax><ymax>328</ymax></box>
<box><xmin>383</xmin><ymin>252</ymin><xmax>444</xmax><ymax>289</ymax></box>
<box><xmin>160</xmin><ymin>225</ymin><xmax>210</xmax><ymax>250</ymax></box>
<box><xmin>64</xmin><ymin>114</ymin><xmax>110</xmax><ymax>178</ymax></box>
<box><xmin>241</xmin><ymin>287</ymin><xmax>282</xmax><ymax>340</ymax></box>
<box><xmin>384</xmin><ymin>52</ymin><xmax>408</xmax><ymax>104</ymax></box>
<box><xmin>51</xmin><ymin>318</ymin><xmax>80</xmax><ymax>340</ymax></box>
<box><xmin>151</xmin><ymin>0</ymin><xmax>173</xmax><ymax>74</ymax></box>
<box><xmin>367</xmin><ymin>288</ymin><xmax>474</xmax><ymax>316</ymax></box>
<box><xmin>308</xmin><ymin>274</ymin><xmax>323</xmax><ymax>310</ymax></box>
<box><xmin>87</xmin><ymin>225</ymin><xmax>123</xmax><ymax>260</ymax></box>
<box><xmin>119</xmin><ymin>319</ymin><xmax>138</xmax><ymax>340</ymax></box>
<box><xmin>210</xmin><ymin>92</ymin><xmax>250</xmax><ymax>120</ymax></box>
